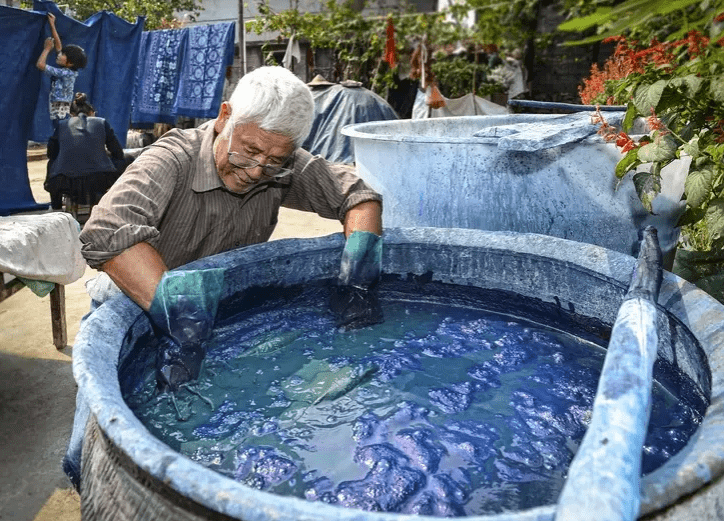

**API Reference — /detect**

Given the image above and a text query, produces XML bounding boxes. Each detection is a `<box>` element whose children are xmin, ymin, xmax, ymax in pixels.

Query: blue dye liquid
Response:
<box><xmin>125</xmin><ymin>281</ymin><xmax>704</xmax><ymax>517</ymax></box>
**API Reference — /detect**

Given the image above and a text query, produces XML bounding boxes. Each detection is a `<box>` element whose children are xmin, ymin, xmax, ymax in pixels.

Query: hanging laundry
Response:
<box><xmin>384</xmin><ymin>18</ymin><xmax>397</xmax><ymax>68</ymax></box>
<box><xmin>282</xmin><ymin>33</ymin><xmax>301</xmax><ymax>70</ymax></box>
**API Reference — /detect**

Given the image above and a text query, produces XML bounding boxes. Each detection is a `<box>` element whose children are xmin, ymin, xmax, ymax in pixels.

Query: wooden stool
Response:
<box><xmin>0</xmin><ymin>271</ymin><xmax>67</xmax><ymax>350</ymax></box>
<box><xmin>62</xmin><ymin>194</ymin><xmax>93</xmax><ymax>225</ymax></box>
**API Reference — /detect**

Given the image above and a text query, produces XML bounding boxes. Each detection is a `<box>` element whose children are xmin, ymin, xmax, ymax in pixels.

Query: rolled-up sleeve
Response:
<box><xmin>79</xmin><ymin>145</ymin><xmax>185</xmax><ymax>269</ymax></box>
<box><xmin>282</xmin><ymin>150</ymin><xmax>382</xmax><ymax>222</ymax></box>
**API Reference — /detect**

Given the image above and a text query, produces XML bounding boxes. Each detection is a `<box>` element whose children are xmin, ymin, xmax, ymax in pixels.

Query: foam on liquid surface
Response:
<box><xmin>126</xmin><ymin>282</ymin><xmax>703</xmax><ymax>516</ymax></box>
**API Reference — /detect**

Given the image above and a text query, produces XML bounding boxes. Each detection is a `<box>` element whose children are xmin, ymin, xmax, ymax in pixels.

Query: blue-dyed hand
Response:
<box><xmin>331</xmin><ymin>231</ymin><xmax>384</xmax><ymax>329</ymax></box>
<box><xmin>147</xmin><ymin>269</ymin><xmax>225</xmax><ymax>392</ymax></box>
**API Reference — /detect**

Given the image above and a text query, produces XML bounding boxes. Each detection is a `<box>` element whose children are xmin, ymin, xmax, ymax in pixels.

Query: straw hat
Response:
<box><xmin>307</xmin><ymin>74</ymin><xmax>334</xmax><ymax>87</ymax></box>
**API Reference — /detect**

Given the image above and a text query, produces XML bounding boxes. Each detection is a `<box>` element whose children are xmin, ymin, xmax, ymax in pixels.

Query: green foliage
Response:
<box><xmin>558</xmin><ymin>0</ymin><xmax>722</xmax><ymax>44</ymax></box>
<box><xmin>21</xmin><ymin>0</ymin><xmax>203</xmax><ymax>30</ymax></box>
<box><xmin>593</xmin><ymin>28</ymin><xmax>724</xmax><ymax>252</ymax></box>
<box><xmin>247</xmin><ymin>0</ymin><xmax>539</xmax><ymax>97</ymax></box>
<box><xmin>431</xmin><ymin>57</ymin><xmax>505</xmax><ymax>98</ymax></box>
<box><xmin>566</xmin><ymin>0</ymin><xmax>724</xmax><ymax>259</ymax></box>
<box><xmin>463</xmin><ymin>0</ymin><xmax>540</xmax><ymax>50</ymax></box>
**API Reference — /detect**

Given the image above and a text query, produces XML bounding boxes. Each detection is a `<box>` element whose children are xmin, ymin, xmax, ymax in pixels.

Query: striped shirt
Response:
<box><xmin>80</xmin><ymin>121</ymin><xmax>382</xmax><ymax>270</ymax></box>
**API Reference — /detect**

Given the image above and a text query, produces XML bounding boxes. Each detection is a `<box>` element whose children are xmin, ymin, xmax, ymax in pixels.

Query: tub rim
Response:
<box><xmin>340</xmin><ymin>115</ymin><xmax>619</xmax><ymax>147</ymax></box>
<box><xmin>73</xmin><ymin>227</ymin><xmax>724</xmax><ymax>520</ymax></box>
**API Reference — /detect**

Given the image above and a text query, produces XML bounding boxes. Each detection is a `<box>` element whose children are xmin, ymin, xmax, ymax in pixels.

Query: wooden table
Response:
<box><xmin>0</xmin><ymin>271</ymin><xmax>67</xmax><ymax>349</ymax></box>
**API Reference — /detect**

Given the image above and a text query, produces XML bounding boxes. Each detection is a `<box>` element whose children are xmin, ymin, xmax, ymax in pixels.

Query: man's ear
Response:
<box><xmin>214</xmin><ymin>102</ymin><xmax>231</xmax><ymax>134</ymax></box>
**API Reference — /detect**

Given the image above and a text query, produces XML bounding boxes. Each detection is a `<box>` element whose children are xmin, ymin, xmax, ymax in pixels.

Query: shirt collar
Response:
<box><xmin>191</xmin><ymin>120</ymin><xmax>225</xmax><ymax>193</ymax></box>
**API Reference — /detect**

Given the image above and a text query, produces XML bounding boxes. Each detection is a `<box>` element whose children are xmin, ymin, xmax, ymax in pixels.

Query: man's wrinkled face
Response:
<box><xmin>213</xmin><ymin>104</ymin><xmax>295</xmax><ymax>195</ymax></box>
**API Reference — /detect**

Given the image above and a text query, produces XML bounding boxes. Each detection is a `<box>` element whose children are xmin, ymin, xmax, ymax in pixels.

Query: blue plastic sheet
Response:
<box><xmin>302</xmin><ymin>84</ymin><xmax>398</xmax><ymax>164</ymax></box>
<box><xmin>0</xmin><ymin>1</ymin><xmax>143</xmax><ymax>216</ymax></box>
<box><xmin>130</xmin><ymin>22</ymin><xmax>235</xmax><ymax>125</ymax></box>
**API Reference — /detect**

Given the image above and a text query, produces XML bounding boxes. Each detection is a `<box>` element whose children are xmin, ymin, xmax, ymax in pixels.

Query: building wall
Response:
<box><xmin>528</xmin><ymin>3</ymin><xmax>613</xmax><ymax>104</ymax></box>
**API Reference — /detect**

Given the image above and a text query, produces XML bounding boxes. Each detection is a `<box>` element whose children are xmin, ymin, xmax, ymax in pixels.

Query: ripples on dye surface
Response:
<box><xmin>126</xmin><ymin>283</ymin><xmax>703</xmax><ymax>517</ymax></box>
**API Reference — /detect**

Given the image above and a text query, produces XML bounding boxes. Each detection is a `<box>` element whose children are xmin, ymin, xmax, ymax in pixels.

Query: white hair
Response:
<box><xmin>226</xmin><ymin>66</ymin><xmax>314</xmax><ymax>148</ymax></box>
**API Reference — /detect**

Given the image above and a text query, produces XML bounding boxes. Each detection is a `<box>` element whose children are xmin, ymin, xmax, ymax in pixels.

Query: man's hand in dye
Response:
<box><xmin>331</xmin><ymin>231</ymin><xmax>384</xmax><ymax>329</ymax></box>
<box><xmin>147</xmin><ymin>269</ymin><xmax>225</xmax><ymax>392</ymax></box>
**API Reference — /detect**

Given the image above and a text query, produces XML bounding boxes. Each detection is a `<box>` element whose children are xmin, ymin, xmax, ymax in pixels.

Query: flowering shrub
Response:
<box><xmin>580</xmin><ymin>19</ymin><xmax>724</xmax><ymax>253</ymax></box>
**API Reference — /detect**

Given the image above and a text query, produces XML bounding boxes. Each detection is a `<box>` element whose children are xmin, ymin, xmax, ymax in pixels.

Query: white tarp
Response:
<box><xmin>0</xmin><ymin>213</ymin><xmax>85</xmax><ymax>284</ymax></box>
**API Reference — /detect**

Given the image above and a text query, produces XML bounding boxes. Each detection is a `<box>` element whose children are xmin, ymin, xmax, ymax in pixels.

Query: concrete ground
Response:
<box><xmin>0</xmin><ymin>156</ymin><xmax>343</xmax><ymax>520</ymax></box>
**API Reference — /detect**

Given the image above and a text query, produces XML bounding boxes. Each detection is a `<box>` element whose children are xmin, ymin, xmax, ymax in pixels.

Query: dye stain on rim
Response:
<box><xmin>122</xmin><ymin>278</ymin><xmax>705</xmax><ymax>517</ymax></box>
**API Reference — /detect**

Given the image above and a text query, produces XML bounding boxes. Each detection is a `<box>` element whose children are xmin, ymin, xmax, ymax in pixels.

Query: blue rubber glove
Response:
<box><xmin>331</xmin><ymin>231</ymin><xmax>384</xmax><ymax>329</ymax></box>
<box><xmin>338</xmin><ymin>230</ymin><xmax>383</xmax><ymax>288</ymax></box>
<box><xmin>147</xmin><ymin>268</ymin><xmax>225</xmax><ymax>392</ymax></box>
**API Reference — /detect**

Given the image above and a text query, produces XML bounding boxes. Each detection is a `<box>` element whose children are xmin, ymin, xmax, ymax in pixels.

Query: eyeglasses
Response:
<box><xmin>227</xmin><ymin>151</ymin><xmax>294</xmax><ymax>180</ymax></box>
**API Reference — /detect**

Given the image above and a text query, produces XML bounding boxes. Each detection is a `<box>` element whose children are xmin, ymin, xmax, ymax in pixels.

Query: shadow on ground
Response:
<box><xmin>0</xmin><ymin>351</ymin><xmax>80</xmax><ymax>520</ymax></box>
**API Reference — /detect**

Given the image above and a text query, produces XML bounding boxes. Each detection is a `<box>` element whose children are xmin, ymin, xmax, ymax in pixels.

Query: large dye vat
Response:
<box><xmin>74</xmin><ymin>228</ymin><xmax>723</xmax><ymax>520</ymax></box>
<box><xmin>341</xmin><ymin>116</ymin><xmax>687</xmax><ymax>266</ymax></box>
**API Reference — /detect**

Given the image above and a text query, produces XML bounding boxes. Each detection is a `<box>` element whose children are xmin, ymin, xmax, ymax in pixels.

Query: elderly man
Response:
<box><xmin>63</xmin><ymin>66</ymin><xmax>383</xmax><ymax>490</ymax></box>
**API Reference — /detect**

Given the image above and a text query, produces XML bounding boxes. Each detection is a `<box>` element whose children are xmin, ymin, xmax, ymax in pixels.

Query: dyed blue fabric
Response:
<box><xmin>130</xmin><ymin>29</ymin><xmax>186</xmax><ymax>124</ymax></box>
<box><xmin>0</xmin><ymin>2</ymin><xmax>143</xmax><ymax>216</ymax></box>
<box><xmin>302</xmin><ymin>85</ymin><xmax>399</xmax><ymax>164</ymax></box>
<box><xmin>175</xmin><ymin>23</ymin><xmax>235</xmax><ymax>119</ymax></box>
<box><xmin>131</xmin><ymin>22</ymin><xmax>235</xmax><ymax>125</ymax></box>
<box><xmin>0</xmin><ymin>6</ymin><xmax>47</xmax><ymax>214</ymax></box>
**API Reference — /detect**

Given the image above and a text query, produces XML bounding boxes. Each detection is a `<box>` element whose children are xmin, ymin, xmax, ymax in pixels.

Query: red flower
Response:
<box><xmin>647</xmin><ymin>109</ymin><xmax>666</xmax><ymax>131</ymax></box>
<box><xmin>579</xmin><ymin>32</ymin><xmax>712</xmax><ymax>104</ymax></box>
<box><xmin>615</xmin><ymin>132</ymin><xmax>637</xmax><ymax>152</ymax></box>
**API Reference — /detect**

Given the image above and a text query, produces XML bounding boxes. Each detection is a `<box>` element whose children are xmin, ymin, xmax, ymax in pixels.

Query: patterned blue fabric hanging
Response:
<box><xmin>131</xmin><ymin>22</ymin><xmax>235</xmax><ymax>125</ymax></box>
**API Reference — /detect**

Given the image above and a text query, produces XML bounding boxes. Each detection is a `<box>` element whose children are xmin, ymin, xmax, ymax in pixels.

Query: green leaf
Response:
<box><xmin>633</xmin><ymin>171</ymin><xmax>661</xmax><ymax>212</ymax></box>
<box><xmin>615</xmin><ymin>147</ymin><xmax>641</xmax><ymax>179</ymax></box>
<box><xmin>559</xmin><ymin>0</ymin><xmax>704</xmax><ymax>45</ymax></box>
<box><xmin>622</xmin><ymin>103</ymin><xmax>638</xmax><ymax>133</ymax></box>
<box><xmin>684</xmin><ymin>137</ymin><xmax>700</xmax><ymax>158</ymax></box>
<box><xmin>706</xmin><ymin>198</ymin><xmax>724</xmax><ymax>243</ymax></box>
<box><xmin>710</xmin><ymin>75</ymin><xmax>724</xmax><ymax>104</ymax></box>
<box><xmin>677</xmin><ymin>206</ymin><xmax>707</xmax><ymax>226</ymax></box>
<box><xmin>637</xmin><ymin>135</ymin><xmax>677</xmax><ymax>162</ymax></box>
<box><xmin>556</xmin><ymin>7</ymin><xmax>613</xmax><ymax>32</ymax></box>
<box><xmin>634</xmin><ymin>81</ymin><xmax>667</xmax><ymax>115</ymax></box>
<box><xmin>684</xmin><ymin>168</ymin><xmax>717</xmax><ymax>208</ymax></box>
<box><xmin>670</xmin><ymin>75</ymin><xmax>703</xmax><ymax>98</ymax></box>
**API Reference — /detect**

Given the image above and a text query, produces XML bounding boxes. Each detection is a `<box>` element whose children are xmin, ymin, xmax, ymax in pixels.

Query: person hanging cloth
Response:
<box><xmin>384</xmin><ymin>18</ymin><xmax>396</xmax><ymax>68</ymax></box>
<box><xmin>283</xmin><ymin>33</ymin><xmax>301</xmax><ymax>70</ymax></box>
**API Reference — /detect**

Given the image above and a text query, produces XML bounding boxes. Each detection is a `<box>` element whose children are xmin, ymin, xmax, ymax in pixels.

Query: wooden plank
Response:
<box><xmin>50</xmin><ymin>284</ymin><xmax>67</xmax><ymax>350</ymax></box>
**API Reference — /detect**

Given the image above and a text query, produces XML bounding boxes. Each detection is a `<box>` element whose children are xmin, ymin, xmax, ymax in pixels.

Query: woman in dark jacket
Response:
<box><xmin>45</xmin><ymin>92</ymin><xmax>126</xmax><ymax>210</ymax></box>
